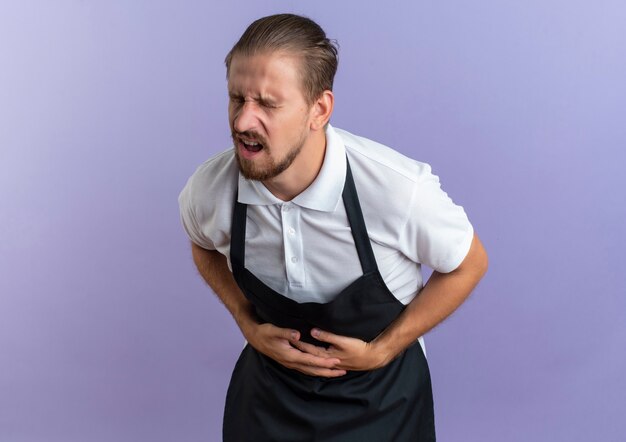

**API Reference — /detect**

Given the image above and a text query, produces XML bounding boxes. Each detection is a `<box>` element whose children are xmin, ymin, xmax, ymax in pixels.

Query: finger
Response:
<box><xmin>265</xmin><ymin>324</ymin><xmax>300</xmax><ymax>342</ymax></box>
<box><xmin>310</xmin><ymin>328</ymin><xmax>350</xmax><ymax>346</ymax></box>
<box><xmin>284</xmin><ymin>347</ymin><xmax>341</xmax><ymax>368</ymax></box>
<box><xmin>291</xmin><ymin>340</ymin><xmax>334</xmax><ymax>359</ymax></box>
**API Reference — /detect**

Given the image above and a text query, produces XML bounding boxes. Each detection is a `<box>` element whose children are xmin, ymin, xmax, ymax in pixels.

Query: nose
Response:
<box><xmin>232</xmin><ymin>100</ymin><xmax>260</xmax><ymax>133</ymax></box>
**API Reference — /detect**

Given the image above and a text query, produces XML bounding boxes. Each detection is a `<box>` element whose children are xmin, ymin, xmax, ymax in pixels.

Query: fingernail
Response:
<box><xmin>311</xmin><ymin>329</ymin><xmax>320</xmax><ymax>337</ymax></box>
<box><xmin>291</xmin><ymin>331</ymin><xmax>298</xmax><ymax>340</ymax></box>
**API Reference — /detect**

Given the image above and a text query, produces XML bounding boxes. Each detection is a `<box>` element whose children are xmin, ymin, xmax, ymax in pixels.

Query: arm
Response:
<box><xmin>372</xmin><ymin>232</ymin><xmax>488</xmax><ymax>365</ymax></box>
<box><xmin>190</xmin><ymin>242</ymin><xmax>347</xmax><ymax>377</ymax></box>
<box><xmin>293</xmin><ymin>232</ymin><xmax>488</xmax><ymax>370</ymax></box>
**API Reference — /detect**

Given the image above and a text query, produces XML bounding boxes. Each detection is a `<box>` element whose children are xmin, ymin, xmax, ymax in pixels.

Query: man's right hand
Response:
<box><xmin>190</xmin><ymin>243</ymin><xmax>346</xmax><ymax>378</ymax></box>
<box><xmin>240</xmin><ymin>321</ymin><xmax>347</xmax><ymax>378</ymax></box>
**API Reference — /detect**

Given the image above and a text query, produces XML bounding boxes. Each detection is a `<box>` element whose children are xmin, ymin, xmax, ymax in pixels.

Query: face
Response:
<box><xmin>227</xmin><ymin>52</ymin><xmax>314</xmax><ymax>181</ymax></box>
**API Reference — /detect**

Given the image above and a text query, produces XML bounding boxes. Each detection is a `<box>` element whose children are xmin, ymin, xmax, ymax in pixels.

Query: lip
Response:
<box><xmin>239</xmin><ymin>135</ymin><xmax>261</xmax><ymax>144</ymax></box>
<box><xmin>237</xmin><ymin>139</ymin><xmax>264</xmax><ymax>160</ymax></box>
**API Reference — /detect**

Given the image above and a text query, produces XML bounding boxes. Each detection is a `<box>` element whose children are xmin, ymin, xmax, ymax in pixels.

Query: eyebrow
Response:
<box><xmin>228</xmin><ymin>92</ymin><xmax>279</xmax><ymax>106</ymax></box>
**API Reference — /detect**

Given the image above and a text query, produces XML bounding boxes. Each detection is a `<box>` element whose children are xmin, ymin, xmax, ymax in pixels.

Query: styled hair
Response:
<box><xmin>225</xmin><ymin>13</ymin><xmax>339</xmax><ymax>105</ymax></box>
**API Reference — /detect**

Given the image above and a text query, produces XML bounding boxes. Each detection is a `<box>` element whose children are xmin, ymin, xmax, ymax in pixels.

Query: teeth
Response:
<box><xmin>242</xmin><ymin>140</ymin><xmax>260</xmax><ymax>146</ymax></box>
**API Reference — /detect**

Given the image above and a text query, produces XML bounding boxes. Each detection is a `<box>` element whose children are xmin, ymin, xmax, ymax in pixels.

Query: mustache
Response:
<box><xmin>232</xmin><ymin>130</ymin><xmax>269</xmax><ymax>147</ymax></box>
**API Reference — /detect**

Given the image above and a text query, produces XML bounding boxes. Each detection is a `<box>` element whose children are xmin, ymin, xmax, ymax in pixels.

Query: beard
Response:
<box><xmin>233</xmin><ymin>129</ymin><xmax>308</xmax><ymax>181</ymax></box>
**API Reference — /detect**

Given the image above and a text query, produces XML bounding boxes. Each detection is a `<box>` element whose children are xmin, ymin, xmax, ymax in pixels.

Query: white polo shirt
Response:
<box><xmin>178</xmin><ymin>124</ymin><xmax>474</xmax><ymax>306</ymax></box>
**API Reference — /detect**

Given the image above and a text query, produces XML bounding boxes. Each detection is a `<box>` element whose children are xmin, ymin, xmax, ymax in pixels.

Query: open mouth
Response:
<box><xmin>242</xmin><ymin>139</ymin><xmax>263</xmax><ymax>153</ymax></box>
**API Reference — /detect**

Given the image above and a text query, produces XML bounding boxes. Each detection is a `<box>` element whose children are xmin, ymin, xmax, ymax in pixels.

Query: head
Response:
<box><xmin>225</xmin><ymin>14</ymin><xmax>338</xmax><ymax>181</ymax></box>
<box><xmin>225</xmin><ymin>14</ymin><xmax>339</xmax><ymax>108</ymax></box>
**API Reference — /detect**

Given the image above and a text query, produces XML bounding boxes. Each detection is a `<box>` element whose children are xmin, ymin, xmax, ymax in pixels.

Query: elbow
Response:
<box><xmin>459</xmin><ymin>232</ymin><xmax>488</xmax><ymax>279</ymax></box>
<box><xmin>473</xmin><ymin>234</ymin><xmax>489</xmax><ymax>278</ymax></box>
<box><xmin>477</xmin><ymin>245</ymin><xmax>489</xmax><ymax>278</ymax></box>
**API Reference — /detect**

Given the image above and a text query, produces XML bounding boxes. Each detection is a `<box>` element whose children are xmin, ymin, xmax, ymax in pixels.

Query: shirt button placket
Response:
<box><xmin>281</xmin><ymin>203</ymin><xmax>304</xmax><ymax>287</ymax></box>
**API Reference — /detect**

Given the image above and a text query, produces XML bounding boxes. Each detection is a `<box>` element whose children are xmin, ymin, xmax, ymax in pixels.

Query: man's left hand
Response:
<box><xmin>290</xmin><ymin>328</ymin><xmax>392</xmax><ymax>372</ymax></box>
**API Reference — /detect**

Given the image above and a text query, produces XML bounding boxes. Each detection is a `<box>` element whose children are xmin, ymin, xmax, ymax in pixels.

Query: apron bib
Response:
<box><xmin>224</xmin><ymin>160</ymin><xmax>436</xmax><ymax>441</ymax></box>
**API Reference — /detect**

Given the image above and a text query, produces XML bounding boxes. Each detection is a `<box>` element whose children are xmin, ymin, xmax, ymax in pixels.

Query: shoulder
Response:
<box><xmin>333</xmin><ymin>127</ymin><xmax>435</xmax><ymax>240</ymax></box>
<box><xmin>177</xmin><ymin>147</ymin><xmax>239</xmax><ymax>250</ymax></box>
<box><xmin>333</xmin><ymin>127</ymin><xmax>473</xmax><ymax>270</ymax></box>
<box><xmin>185</xmin><ymin>148</ymin><xmax>238</xmax><ymax>190</ymax></box>
<box><xmin>178</xmin><ymin>148</ymin><xmax>239</xmax><ymax>232</ymax></box>
<box><xmin>334</xmin><ymin>127</ymin><xmax>433</xmax><ymax>186</ymax></box>
<box><xmin>180</xmin><ymin>148</ymin><xmax>238</xmax><ymax>206</ymax></box>
<box><xmin>333</xmin><ymin>127</ymin><xmax>434</xmax><ymax>204</ymax></box>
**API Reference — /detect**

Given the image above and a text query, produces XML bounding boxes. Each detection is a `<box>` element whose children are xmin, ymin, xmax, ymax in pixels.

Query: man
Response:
<box><xmin>179</xmin><ymin>13</ymin><xmax>488</xmax><ymax>442</ymax></box>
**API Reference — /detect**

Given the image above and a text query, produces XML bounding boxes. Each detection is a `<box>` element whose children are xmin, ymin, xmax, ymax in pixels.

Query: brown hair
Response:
<box><xmin>225</xmin><ymin>13</ymin><xmax>339</xmax><ymax>105</ymax></box>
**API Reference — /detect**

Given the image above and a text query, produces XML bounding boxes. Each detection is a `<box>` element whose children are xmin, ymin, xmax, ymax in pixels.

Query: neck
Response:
<box><xmin>263</xmin><ymin>129</ymin><xmax>326</xmax><ymax>201</ymax></box>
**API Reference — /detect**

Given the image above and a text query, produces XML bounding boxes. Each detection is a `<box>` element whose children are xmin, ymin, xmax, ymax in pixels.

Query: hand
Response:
<box><xmin>241</xmin><ymin>322</ymin><xmax>347</xmax><ymax>378</ymax></box>
<box><xmin>291</xmin><ymin>328</ymin><xmax>392</xmax><ymax>372</ymax></box>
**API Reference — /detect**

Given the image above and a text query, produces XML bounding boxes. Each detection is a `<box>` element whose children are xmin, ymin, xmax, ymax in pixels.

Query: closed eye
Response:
<box><xmin>229</xmin><ymin>95</ymin><xmax>245</xmax><ymax>104</ymax></box>
<box><xmin>228</xmin><ymin>94</ymin><xmax>279</xmax><ymax>109</ymax></box>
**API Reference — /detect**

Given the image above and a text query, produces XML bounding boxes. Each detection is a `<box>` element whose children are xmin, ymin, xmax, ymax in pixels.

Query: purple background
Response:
<box><xmin>1</xmin><ymin>1</ymin><xmax>625</xmax><ymax>441</ymax></box>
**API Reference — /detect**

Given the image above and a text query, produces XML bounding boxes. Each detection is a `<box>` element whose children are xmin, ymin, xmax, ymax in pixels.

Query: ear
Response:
<box><xmin>309</xmin><ymin>90</ymin><xmax>334</xmax><ymax>131</ymax></box>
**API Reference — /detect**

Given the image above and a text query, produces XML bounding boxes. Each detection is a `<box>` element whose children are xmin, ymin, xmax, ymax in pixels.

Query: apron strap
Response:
<box><xmin>230</xmin><ymin>195</ymin><xmax>247</xmax><ymax>282</ymax></box>
<box><xmin>342</xmin><ymin>159</ymin><xmax>378</xmax><ymax>274</ymax></box>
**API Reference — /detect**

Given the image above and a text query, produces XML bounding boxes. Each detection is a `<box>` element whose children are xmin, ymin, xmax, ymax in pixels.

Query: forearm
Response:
<box><xmin>190</xmin><ymin>242</ymin><xmax>256</xmax><ymax>334</ymax></box>
<box><xmin>373</xmin><ymin>233</ymin><xmax>488</xmax><ymax>363</ymax></box>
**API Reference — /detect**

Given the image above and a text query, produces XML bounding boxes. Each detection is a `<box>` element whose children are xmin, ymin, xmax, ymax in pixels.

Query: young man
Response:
<box><xmin>179</xmin><ymin>13</ymin><xmax>488</xmax><ymax>441</ymax></box>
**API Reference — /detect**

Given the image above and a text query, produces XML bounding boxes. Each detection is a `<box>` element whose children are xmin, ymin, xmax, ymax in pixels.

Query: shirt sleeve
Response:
<box><xmin>177</xmin><ymin>176</ymin><xmax>217</xmax><ymax>250</ymax></box>
<box><xmin>399</xmin><ymin>164</ymin><xmax>474</xmax><ymax>273</ymax></box>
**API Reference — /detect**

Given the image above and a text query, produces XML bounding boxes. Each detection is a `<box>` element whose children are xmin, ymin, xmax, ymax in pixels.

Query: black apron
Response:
<box><xmin>224</xmin><ymin>160</ymin><xmax>436</xmax><ymax>441</ymax></box>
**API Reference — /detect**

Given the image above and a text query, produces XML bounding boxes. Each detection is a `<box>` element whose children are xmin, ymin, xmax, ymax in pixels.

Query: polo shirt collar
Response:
<box><xmin>237</xmin><ymin>124</ymin><xmax>346</xmax><ymax>212</ymax></box>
